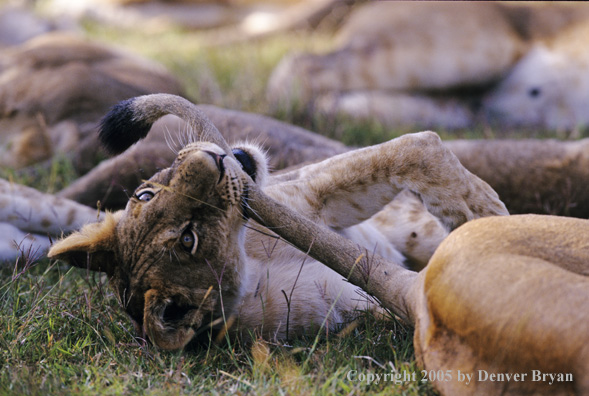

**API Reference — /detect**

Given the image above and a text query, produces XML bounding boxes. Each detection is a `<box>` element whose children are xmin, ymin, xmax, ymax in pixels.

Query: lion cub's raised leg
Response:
<box><xmin>266</xmin><ymin>132</ymin><xmax>508</xmax><ymax>232</ymax></box>
<box><xmin>365</xmin><ymin>190</ymin><xmax>449</xmax><ymax>271</ymax></box>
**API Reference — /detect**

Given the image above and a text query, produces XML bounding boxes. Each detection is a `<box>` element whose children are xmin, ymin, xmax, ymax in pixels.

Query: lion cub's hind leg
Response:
<box><xmin>368</xmin><ymin>190</ymin><xmax>448</xmax><ymax>271</ymax></box>
<box><xmin>268</xmin><ymin>132</ymin><xmax>508</xmax><ymax>233</ymax></box>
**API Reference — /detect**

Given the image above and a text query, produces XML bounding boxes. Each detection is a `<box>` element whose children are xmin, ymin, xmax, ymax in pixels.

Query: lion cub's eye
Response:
<box><xmin>136</xmin><ymin>190</ymin><xmax>155</xmax><ymax>202</ymax></box>
<box><xmin>180</xmin><ymin>229</ymin><xmax>198</xmax><ymax>253</ymax></box>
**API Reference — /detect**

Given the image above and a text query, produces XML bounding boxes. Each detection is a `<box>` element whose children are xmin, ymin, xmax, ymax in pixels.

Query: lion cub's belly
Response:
<box><xmin>233</xmin><ymin>257</ymin><xmax>380</xmax><ymax>339</ymax></box>
<box><xmin>235</xmin><ymin>221</ymin><xmax>402</xmax><ymax>339</ymax></box>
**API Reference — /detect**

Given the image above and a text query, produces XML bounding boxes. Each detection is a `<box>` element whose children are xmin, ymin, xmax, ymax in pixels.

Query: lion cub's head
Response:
<box><xmin>49</xmin><ymin>141</ymin><xmax>268</xmax><ymax>350</ymax></box>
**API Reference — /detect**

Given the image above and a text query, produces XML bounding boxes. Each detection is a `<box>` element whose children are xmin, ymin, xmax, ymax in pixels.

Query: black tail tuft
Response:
<box><xmin>99</xmin><ymin>98</ymin><xmax>153</xmax><ymax>155</ymax></box>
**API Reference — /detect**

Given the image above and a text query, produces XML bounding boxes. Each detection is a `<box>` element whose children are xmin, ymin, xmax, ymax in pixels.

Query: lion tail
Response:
<box><xmin>99</xmin><ymin>94</ymin><xmax>230</xmax><ymax>155</ymax></box>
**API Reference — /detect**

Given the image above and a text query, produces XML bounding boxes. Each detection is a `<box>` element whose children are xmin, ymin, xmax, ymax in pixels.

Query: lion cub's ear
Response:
<box><xmin>48</xmin><ymin>211</ymin><xmax>122</xmax><ymax>276</ymax></box>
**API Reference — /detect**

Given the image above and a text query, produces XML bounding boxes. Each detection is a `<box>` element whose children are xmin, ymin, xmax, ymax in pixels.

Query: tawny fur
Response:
<box><xmin>412</xmin><ymin>215</ymin><xmax>589</xmax><ymax>395</ymax></box>
<box><xmin>46</xmin><ymin>94</ymin><xmax>589</xmax><ymax>395</ymax></box>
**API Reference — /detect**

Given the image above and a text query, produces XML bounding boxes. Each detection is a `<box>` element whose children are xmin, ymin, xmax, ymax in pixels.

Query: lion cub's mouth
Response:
<box><xmin>162</xmin><ymin>301</ymin><xmax>198</xmax><ymax>324</ymax></box>
<box><xmin>143</xmin><ymin>287</ymin><xmax>219</xmax><ymax>350</ymax></box>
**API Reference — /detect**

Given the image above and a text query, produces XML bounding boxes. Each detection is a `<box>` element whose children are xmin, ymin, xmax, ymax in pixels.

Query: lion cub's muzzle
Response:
<box><xmin>170</xmin><ymin>149</ymin><xmax>226</xmax><ymax>197</ymax></box>
<box><xmin>143</xmin><ymin>287</ymin><xmax>219</xmax><ymax>350</ymax></box>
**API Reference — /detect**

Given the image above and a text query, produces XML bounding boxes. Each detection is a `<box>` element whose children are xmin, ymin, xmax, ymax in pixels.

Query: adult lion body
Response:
<box><xmin>414</xmin><ymin>215</ymin><xmax>589</xmax><ymax>395</ymax></box>
<box><xmin>49</xmin><ymin>95</ymin><xmax>588</xmax><ymax>395</ymax></box>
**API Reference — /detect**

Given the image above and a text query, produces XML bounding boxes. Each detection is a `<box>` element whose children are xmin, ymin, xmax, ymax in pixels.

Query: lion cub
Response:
<box><xmin>49</xmin><ymin>94</ymin><xmax>507</xmax><ymax>350</ymax></box>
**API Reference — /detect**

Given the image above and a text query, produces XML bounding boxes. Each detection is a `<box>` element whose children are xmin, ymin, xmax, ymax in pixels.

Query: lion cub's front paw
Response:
<box><xmin>466</xmin><ymin>176</ymin><xmax>509</xmax><ymax>218</ymax></box>
<box><xmin>421</xmin><ymin>168</ymin><xmax>509</xmax><ymax>231</ymax></box>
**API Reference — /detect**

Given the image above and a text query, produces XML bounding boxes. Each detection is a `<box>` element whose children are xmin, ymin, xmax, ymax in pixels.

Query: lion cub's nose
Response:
<box><xmin>204</xmin><ymin>151</ymin><xmax>226</xmax><ymax>172</ymax></box>
<box><xmin>203</xmin><ymin>151</ymin><xmax>226</xmax><ymax>183</ymax></box>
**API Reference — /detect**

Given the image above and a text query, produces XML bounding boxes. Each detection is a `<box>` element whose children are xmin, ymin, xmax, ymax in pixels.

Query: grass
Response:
<box><xmin>80</xmin><ymin>21</ymin><xmax>333</xmax><ymax>115</ymax></box>
<box><xmin>0</xmin><ymin>255</ymin><xmax>435</xmax><ymax>395</ymax></box>
<box><xmin>0</xmin><ymin>155</ymin><xmax>79</xmax><ymax>195</ymax></box>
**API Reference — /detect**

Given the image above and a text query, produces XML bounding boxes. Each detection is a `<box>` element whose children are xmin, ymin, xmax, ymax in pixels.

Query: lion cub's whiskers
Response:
<box><xmin>179</xmin><ymin>123</ymin><xmax>192</xmax><ymax>148</ymax></box>
<box><xmin>185</xmin><ymin>124</ymin><xmax>200</xmax><ymax>146</ymax></box>
<box><xmin>193</xmin><ymin>316</ymin><xmax>225</xmax><ymax>336</ymax></box>
<box><xmin>178</xmin><ymin>121</ymin><xmax>206</xmax><ymax>148</ymax></box>
<box><xmin>143</xmin><ymin>180</ymin><xmax>226</xmax><ymax>212</ymax></box>
<box><xmin>243</xmin><ymin>223</ymin><xmax>280</xmax><ymax>240</ymax></box>
<box><xmin>163</xmin><ymin>127</ymin><xmax>180</xmax><ymax>155</ymax></box>
<box><xmin>242</xmin><ymin>196</ymin><xmax>262</xmax><ymax>221</ymax></box>
<box><xmin>170</xmin><ymin>247</ymin><xmax>181</xmax><ymax>264</ymax></box>
<box><xmin>241</xmin><ymin>199</ymin><xmax>300</xmax><ymax>247</ymax></box>
<box><xmin>156</xmin><ymin>246</ymin><xmax>180</xmax><ymax>262</ymax></box>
